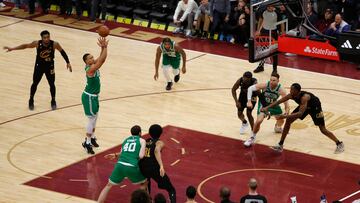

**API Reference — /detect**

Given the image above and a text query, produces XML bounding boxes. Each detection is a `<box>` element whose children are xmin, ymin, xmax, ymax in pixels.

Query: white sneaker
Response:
<box><xmin>185</xmin><ymin>29</ymin><xmax>192</xmax><ymax>37</ymax></box>
<box><xmin>0</xmin><ymin>2</ymin><xmax>6</xmax><ymax>7</ymax></box>
<box><xmin>334</xmin><ymin>142</ymin><xmax>344</xmax><ymax>154</ymax></box>
<box><xmin>244</xmin><ymin>43</ymin><xmax>249</xmax><ymax>48</ymax></box>
<box><xmin>240</xmin><ymin>122</ymin><xmax>249</xmax><ymax>134</ymax></box>
<box><xmin>244</xmin><ymin>136</ymin><xmax>256</xmax><ymax>147</ymax></box>
<box><xmin>274</xmin><ymin>126</ymin><xmax>283</xmax><ymax>133</ymax></box>
<box><xmin>173</xmin><ymin>27</ymin><xmax>182</xmax><ymax>34</ymax></box>
<box><xmin>270</xmin><ymin>144</ymin><xmax>283</xmax><ymax>152</ymax></box>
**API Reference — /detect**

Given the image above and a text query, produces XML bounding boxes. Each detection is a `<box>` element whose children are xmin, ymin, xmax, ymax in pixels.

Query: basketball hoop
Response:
<box><xmin>254</xmin><ymin>36</ymin><xmax>278</xmax><ymax>57</ymax></box>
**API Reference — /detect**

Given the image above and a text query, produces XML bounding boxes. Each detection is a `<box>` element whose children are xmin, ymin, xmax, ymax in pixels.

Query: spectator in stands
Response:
<box><xmin>192</xmin><ymin>0</ymin><xmax>211</xmax><ymax>39</ymax></box>
<box><xmin>228</xmin><ymin>2</ymin><xmax>250</xmax><ymax>46</ymax></box>
<box><xmin>173</xmin><ymin>0</ymin><xmax>199</xmax><ymax>37</ymax></box>
<box><xmin>154</xmin><ymin>193</ymin><xmax>167</xmax><ymax>203</ymax></box>
<box><xmin>209</xmin><ymin>0</ymin><xmax>231</xmax><ymax>41</ymax></box>
<box><xmin>185</xmin><ymin>185</ymin><xmax>197</xmax><ymax>203</ymax></box>
<box><xmin>60</xmin><ymin>0</ymin><xmax>73</xmax><ymax>16</ymax></box>
<box><xmin>130</xmin><ymin>189</ymin><xmax>152</xmax><ymax>203</ymax></box>
<box><xmin>28</xmin><ymin>0</ymin><xmax>50</xmax><ymax>14</ymax></box>
<box><xmin>75</xmin><ymin>0</ymin><xmax>92</xmax><ymax>20</ymax></box>
<box><xmin>220</xmin><ymin>186</ymin><xmax>235</xmax><ymax>203</ymax></box>
<box><xmin>306</xmin><ymin>3</ymin><xmax>318</xmax><ymax>30</ymax></box>
<box><xmin>91</xmin><ymin>0</ymin><xmax>107</xmax><ymax>22</ymax></box>
<box><xmin>240</xmin><ymin>178</ymin><xmax>267</xmax><ymax>203</ymax></box>
<box><xmin>325</xmin><ymin>13</ymin><xmax>351</xmax><ymax>37</ymax></box>
<box><xmin>315</xmin><ymin>8</ymin><xmax>334</xmax><ymax>34</ymax></box>
<box><xmin>0</xmin><ymin>0</ymin><xmax>5</xmax><ymax>8</ymax></box>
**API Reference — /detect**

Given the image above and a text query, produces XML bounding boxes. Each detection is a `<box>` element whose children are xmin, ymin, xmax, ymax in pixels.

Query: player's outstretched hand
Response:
<box><xmin>67</xmin><ymin>63</ymin><xmax>72</xmax><ymax>72</ymax></box>
<box><xmin>181</xmin><ymin>66</ymin><xmax>186</xmax><ymax>74</ymax></box>
<box><xmin>159</xmin><ymin>166</ymin><xmax>165</xmax><ymax>177</ymax></box>
<box><xmin>97</xmin><ymin>37</ymin><xmax>109</xmax><ymax>48</ymax></box>
<box><xmin>3</xmin><ymin>46</ymin><xmax>12</xmax><ymax>52</ymax></box>
<box><xmin>247</xmin><ymin>101</ymin><xmax>253</xmax><ymax>109</ymax></box>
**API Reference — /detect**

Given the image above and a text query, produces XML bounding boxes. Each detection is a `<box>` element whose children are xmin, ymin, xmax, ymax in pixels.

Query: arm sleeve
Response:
<box><xmin>60</xmin><ymin>50</ymin><xmax>70</xmax><ymax>63</ymax></box>
<box><xmin>173</xmin><ymin>1</ymin><xmax>182</xmax><ymax>21</ymax></box>
<box><xmin>247</xmin><ymin>85</ymin><xmax>257</xmax><ymax>101</ymax></box>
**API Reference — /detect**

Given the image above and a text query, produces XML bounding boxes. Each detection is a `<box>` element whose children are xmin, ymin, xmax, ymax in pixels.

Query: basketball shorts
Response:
<box><xmin>140</xmin><ymin>166</ymin><xmax>174</xmax><ymax>190</ymax></box>
<box><xmin>162</xmin><ymin>55</ymin><xmax>180</xmax><ymax>69</ymax></box>
<box><xmin>81</xmin><ymin>92</ymin><xmax>99</xmax><ymax>116</ymax></box>
<box><xmin>292</xmin><ymin>100</ymin><xmax>325</xmax><ymax>126</ymax></box>
<box><xmin>109</xmin><ymin>163</ymin><xmax>146</xmax><ymax>185</ymax></box>
<box><xmin>238</xmin><ymin>92</ymin><xmax>256</xmax><ymax>111</ymax></box>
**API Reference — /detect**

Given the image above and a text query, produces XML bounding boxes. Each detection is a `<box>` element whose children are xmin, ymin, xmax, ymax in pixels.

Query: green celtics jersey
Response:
<box><xmin>160</xmin><ymin>40</ymin><xmax>180</xmax><ymax>58</ymax></box>
<box><xmin>84</xmin><ymin>65</ymin><xmax>100</xmax><ymax>94</ymax></box>
<box><xmin>118</xmin><ymin>135</ymin><xmax>142</xmax><ymax>166</ymax></box>
<box><xmin>262</xmin><ymin>81</ymin><xmax>281</xmax><ymax>106</ymax></box>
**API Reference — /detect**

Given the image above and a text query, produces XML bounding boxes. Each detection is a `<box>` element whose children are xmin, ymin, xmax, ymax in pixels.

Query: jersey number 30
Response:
<box><xmin>123</xmin><ymin>142</ymin><xmax>136</xmax><ymax>152</ymax></box>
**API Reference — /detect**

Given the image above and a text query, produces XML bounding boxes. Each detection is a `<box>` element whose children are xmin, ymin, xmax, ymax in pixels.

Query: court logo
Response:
<box><xmin>304</xmin><ymin>46</ymin><xmax>311</xmax><ymax>53</ymax></box>
<box><xmin>341</xmin><ymin>40</ymin><xmax>352</xmax><ymax>49</ymax></box>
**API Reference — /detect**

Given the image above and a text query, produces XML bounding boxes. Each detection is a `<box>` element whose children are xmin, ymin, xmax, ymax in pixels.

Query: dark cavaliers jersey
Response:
<box><xmin>239</xmin><ymin>77</ymin><xmax>257</xmax><ymax>95</ymax></box>
<box><xmin>36</xmin><ymin>40</ymin><xmax>55</xmax><ymax>63</ymax></box>
<box><xmin>293</xmin><ymin>91</ymin><xmax>320</xmax><ymax>109</ymax></box>
<box><xmin>139</xmin><ymin>138</ymin><xmax>160</xmax><ymax>169</ymax></box>
<box><xmin>240</xmin><ymin>194</ymin><xmax>267</xmax><ymax>203</ymax></box>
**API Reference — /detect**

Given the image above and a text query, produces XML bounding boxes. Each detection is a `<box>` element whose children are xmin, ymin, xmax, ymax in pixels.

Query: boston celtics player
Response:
<box><xmin>97</xmin><ymin>125</ymin><xmax>148</xmax><ymax>203</ymax></box>
<box><xmin>81</xmin><ymin>37</ymin><xmax>108</xmax><ymax>154</ymax></box>
<box><xmin>154</xmin><ymin>37</ymin><xmax>186</xmax><ymax>91</ymax></box>
<box><xmin>243</xmin><ymin>72</ymin><xmax>289</xmax><ymax>147</ymax></box>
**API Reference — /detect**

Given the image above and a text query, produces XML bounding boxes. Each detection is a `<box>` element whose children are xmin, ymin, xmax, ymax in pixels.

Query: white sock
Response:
<box><xmin>251</xmin><ymin>132</ymin><xmax>256</xmax><ymax>138</ymax></box>
<box><xmin>172</xmin><ymin>68</ymin><xmax>180</xmax><ymax>76</ymax></box>
<box><xmin>91</xmin><ymin>134</ymin><xmax>96</xmax><ymax>139</ymax></box>
<box><xmin>86</xmin><ymin>137</ymin><xmax>91</xmax><ymax>144</ymax></box>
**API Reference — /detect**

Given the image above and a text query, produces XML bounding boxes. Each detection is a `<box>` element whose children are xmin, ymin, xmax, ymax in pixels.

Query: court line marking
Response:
<box><xmin>339</xmin><ymin>189</ymin><xmax>360</xmax><ymax>201</ymax></box>
<box><xmin>120</xmin><ymin>185</ymin><xmax>127</xmax><ymax>188</ymax></box>
<box><xmin>0</xmin><ymin>19</ymin><xmax>24</xmax><ymax>28</ymax></box>
<box><xmin>68</xmin><ymin>179</ymin><xmax>88</xmax><ymax>182</ymax></box>
<box><xmin>170</xmin><ymin>138</ymin><xmax>180</xmax><ymax>144</ymax></box>
<box><xmin>0</xmin><ymin>87</ymin><xmax>358</xmax><ymax>126</ymax></box>
<box><xmin>181</xmin><ymin>148</ymin><xmax>185</xmax><ymax>155</ymax></box>
<box><xmin>197</xmin><ymin>168</ymin><xmax>314</xmax><ymax>203</ymax></box>
<box><xmin>7</xmin><ymin>126</ymin><xmax>129</xmax><ymax>178</ymax></box>
<box><xmin>170</xmin><ymin>159</ymin><xmax>180</xmax><ymax>166</ymax></box>
<box><xmin>0</xmin><ymin>15</ymin><xmax>358</xmax><ymax>82</ymax></box>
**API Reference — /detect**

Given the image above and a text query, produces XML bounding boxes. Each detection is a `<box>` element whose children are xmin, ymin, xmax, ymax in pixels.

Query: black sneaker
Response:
<box><xmin>166</xmin><ymin>82</ymin><xmax>173</xmax><ymax>91</ymax></box>
<box><xmin>192</xmin><ymin>30</ymin><xmax>199</xmax><ymax>38</ymax></box>
<box><xmin>201</xmin><ymin>32</ymin><xmax>208</xmax><ymax>39</ymax></box>
<box><xmin>28</xmin><ymin>99</ymin><xmax>34</xmax><ymax>110</ymax></box>
<box><xmin>91</xmin><ymin>138</ymin><xmax>99</xmax><ymax>147</ymax></box>
<box><xmin>174</xmin><ymin>74</ymin><xmax>180</xmax><ymax>83</ymax></box>
<box><xmin>271</xmin><ymin>69</ymin><xmax>278</xmax><ymax>75</ymax></box>
<box><xmin>82</xmin><ymin>142</ymin><xmax>95</xmax><ymax>154</ymax></box>
<box><xmin>51</xmin><ymin>100</ymin><xmax>57</xmax><ymax>110</ymax></box>
<box><xmin>253</xmin><ymin>65</ymin><xmax>264</xmax><ymax>73</ymax></box>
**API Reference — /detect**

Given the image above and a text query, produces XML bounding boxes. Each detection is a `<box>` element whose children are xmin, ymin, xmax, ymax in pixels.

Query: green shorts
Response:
<box><xmin>257</xmin><ymin>102</ymin><xmax>283</xmax><ymax>115</ymax></box>
<box><xmin>81</xmin><ymin>92</ymin><xmax>99</xmax><ymax>116</ymax></box>
<box><xmin>162</xmin><ymin>55</ymin><xmax>180</xmax><ymax>69</ymax></box>
<box><xmin>109</xmin><ymin>162</ymin><xmax>146</xmax><ymax>185</ymax></box>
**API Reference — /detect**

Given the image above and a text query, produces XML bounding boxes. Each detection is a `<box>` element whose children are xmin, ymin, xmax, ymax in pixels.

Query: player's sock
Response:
<box><xmin>251</xmin><ymin>132</ymin><xmax>256</xmax><ymax>138</ymax></box>
<box><xmin>336</xmin><ymin>141</ymin><xmax>341</xmax><ymax>145</ymax></box>
<box><xmin>242</xmin><ymin>120</ymin><xmax>247</xmax><ymax>124</ymax></box>
<box><xmin>86</xmin><ymin>137</ymin><xmax>91</xmax><ymax>145</ymax></box>
<box><xmin>279</xmin><ymin>140</ymin><xmax>284</xmax><ymax>145</ymax></box>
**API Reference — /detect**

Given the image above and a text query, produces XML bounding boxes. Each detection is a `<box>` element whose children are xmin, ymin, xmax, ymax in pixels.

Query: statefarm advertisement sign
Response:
<box><xmin>278</xmin><ymin>35</ymin><xmax>340</xmax><ymax>61</ymax></box>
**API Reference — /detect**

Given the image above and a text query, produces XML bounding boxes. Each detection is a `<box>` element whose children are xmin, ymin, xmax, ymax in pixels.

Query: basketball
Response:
<box><xmin>97</xmin><ymin>25</ymin><xmax>110</xmax><ymax>37</ymax></box>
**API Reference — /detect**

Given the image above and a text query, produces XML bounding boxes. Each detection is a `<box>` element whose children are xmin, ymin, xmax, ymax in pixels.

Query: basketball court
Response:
<box><xmin>0</xmin><ymin>2</ymin><xmax>360</xmax><ymax>202</ymax></box>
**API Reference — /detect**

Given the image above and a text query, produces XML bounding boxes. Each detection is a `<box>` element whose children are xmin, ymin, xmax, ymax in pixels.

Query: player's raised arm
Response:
<box><xmin>88</xmin><ymin>37</ymin><xmax>108</xmax><ymax>75</ymax></box>
<box><xmin>3</xmin><ymin>40</ymin><xmax>38</xmax><ymax>52</ymax></box>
